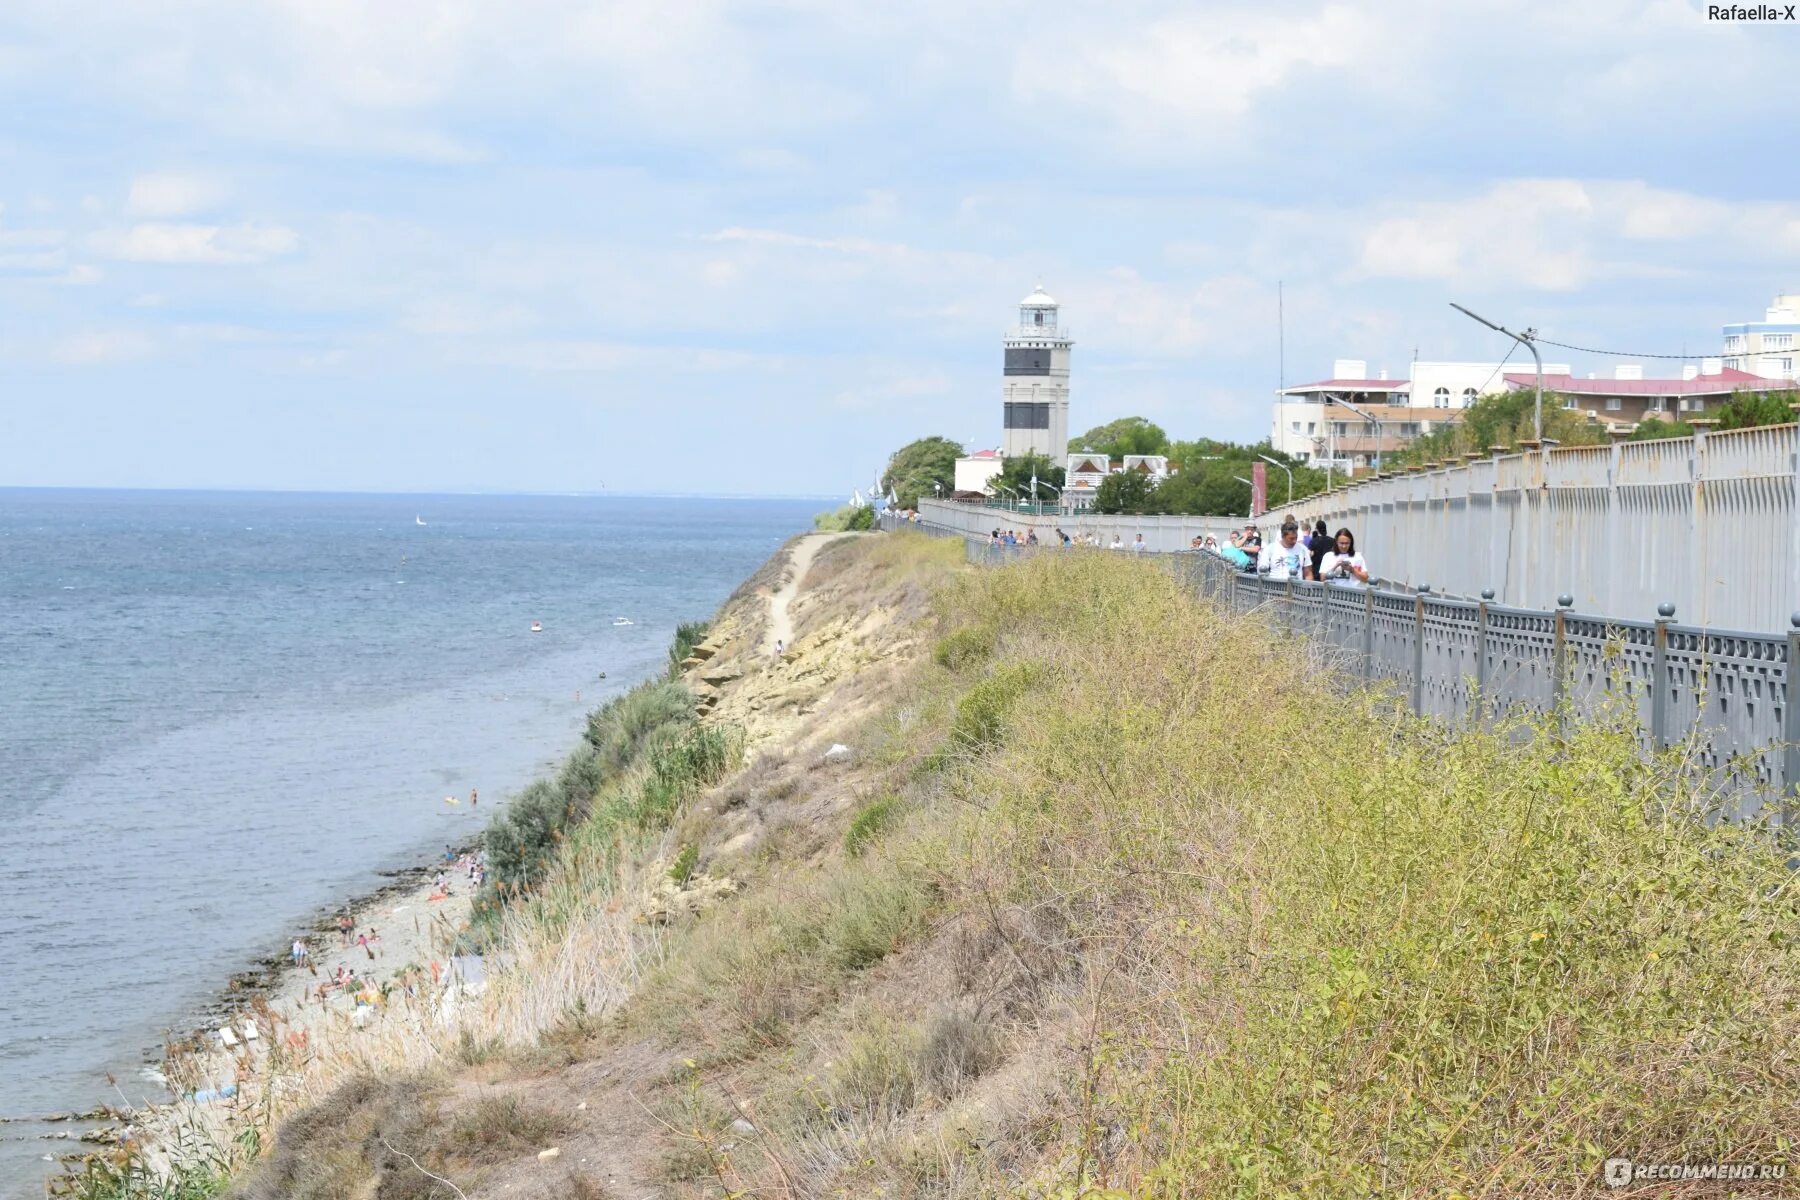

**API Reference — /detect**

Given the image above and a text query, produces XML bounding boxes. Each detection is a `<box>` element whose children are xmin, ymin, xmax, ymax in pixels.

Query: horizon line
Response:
<box><xmin>0</xmin><ymin>484</ymin><xmax>848</xmax><ymax>502</ymax></box>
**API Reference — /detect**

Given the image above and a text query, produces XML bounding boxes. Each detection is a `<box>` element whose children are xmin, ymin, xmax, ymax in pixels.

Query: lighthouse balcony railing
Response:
<box><xmin>1005</xmin><ymin>325</ymin><xmax>1072</xmax><ymax>342</ymax></box>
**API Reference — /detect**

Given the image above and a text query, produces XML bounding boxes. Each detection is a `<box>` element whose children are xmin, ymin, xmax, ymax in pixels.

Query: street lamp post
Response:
<box><xmin>1233</xmin><ymin>475</ymin><xmax>1254</xmax><ymax>519</ymax></box>
<box><xmin>1334</xmin><ymin>397</ymin><xmax>1385</xmax><ymax>474</ymax></box>
<box><xmin>1031</xmin><ymin>479</ymin><xmax>1062</xmax><ymax>517</ymax></box>
<box><xmin>1258</xmin><ymin>454</ymin><xmax>1294</xmax><ymax>507</ymax></box>
<box><xmin>1451</xmin><ymin>302</ymin><xmax>1543</xmax><ymax>443</ymax></box>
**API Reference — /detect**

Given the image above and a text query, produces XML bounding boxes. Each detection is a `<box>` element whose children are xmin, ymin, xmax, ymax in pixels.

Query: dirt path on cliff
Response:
<box><xmin>767</xmin><ymin>532</ymin><xmax>836</xmax><ymax>654</ymax></box>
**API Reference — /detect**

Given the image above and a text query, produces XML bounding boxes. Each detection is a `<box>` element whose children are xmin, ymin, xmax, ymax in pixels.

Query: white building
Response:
<box><xmin>1722</xmin><ymin>293</ymin><xmax>1800</xmax><ymax>381</ymax></box>
<box><xmin>1272</xmin><ymin>356</ymin><xmax>1568</xmax><ymax>469</ymax></box>
<box><xmin>953</xmin><ymin>449</ymin><xmax>1005</xmax><ymax>496</ymax></box>
<box><xmin>1002</xmin><ymin>286</ymin><xmax>1074</xmax><ymax>458</ymax></box>
<box><xmin>1121</xmin><ymin>454</ymin><xmax>1170</xmax><ymax>480</ymax></box>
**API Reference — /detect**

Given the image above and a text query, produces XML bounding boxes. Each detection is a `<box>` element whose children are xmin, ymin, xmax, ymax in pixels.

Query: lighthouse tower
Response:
<box><xmin>1002</xmin><ymin>285</ymin><xmax>1073</xmax><ymax>459</ymax></box>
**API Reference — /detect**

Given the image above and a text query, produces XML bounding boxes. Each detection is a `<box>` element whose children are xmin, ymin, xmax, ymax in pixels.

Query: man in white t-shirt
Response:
<box><xmin>1257</xmin><ymin>522</ymin><xmax>1313</xmax><ymax>581</ymax></box>
<box><xmin>1317</xmin><ymin>529</ymin><xmax>1370</xmax><ymax>586</ymax></box>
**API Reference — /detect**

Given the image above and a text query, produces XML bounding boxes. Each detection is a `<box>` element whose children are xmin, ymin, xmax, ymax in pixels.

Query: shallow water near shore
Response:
<box><xmin>0</xmin><ymin>488</ymin><xmax>816</xmax><ymax>1195</ymax></box>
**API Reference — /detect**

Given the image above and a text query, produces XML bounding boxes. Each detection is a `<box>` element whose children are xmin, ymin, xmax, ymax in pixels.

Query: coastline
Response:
<box><xmin>40</xmin><ymin>841</ymin><xmax>486</xmax><ymax>1184</ymax></box>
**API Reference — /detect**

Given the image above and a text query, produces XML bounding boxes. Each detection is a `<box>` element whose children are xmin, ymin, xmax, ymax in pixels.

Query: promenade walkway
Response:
<box><xmin>881</xmin><ymin>510</ymin><xmax>1800</xmax><ymax>823</ymax></box>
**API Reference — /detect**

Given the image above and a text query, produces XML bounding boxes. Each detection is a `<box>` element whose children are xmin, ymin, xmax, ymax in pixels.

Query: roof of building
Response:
<box><xmin>961</xmin><ymin>449</ymin><xmax>1004</xmax><ymax>459</ymax></box>
<box><xmin>1501</xmin><ymin>368</ymin><xmax>1798</xmax><ymax>398</ymax></box>
<box><xmin>1282</xmin><ymin>378</ymin><xmax>1411</xmax><ymax>394</ymax></box>
<box><xmin>1021</xmin><ymin>286</ymin><xmax>1057</xmax><ymax>307</ymax></box>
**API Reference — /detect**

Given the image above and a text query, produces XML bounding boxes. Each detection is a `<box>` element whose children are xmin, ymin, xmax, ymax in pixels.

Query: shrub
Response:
<box><xmin>844</xmin><ymin>794</ymin><xmax>901</xmax><ymax>856</ymax></box>
<box><xmin>949</xmin><ymin>661</ymin><xmax>1041</xmax><ymax>750</ymax></box>
<box><xmin>669</xmin><ymin>620</ymin><xmax>710</xmax><ymax>672</ymax></box>
<box><xmin>585</xmin><ymin>680</ymin><xmax>695</xmax><ymax>773</ymax></box>
<box><xmin>918</xmin><ymin>1008</ymin><xmax>1001</xmax><ymax>1099</ymax></box>
<box><xmin>669</xmin><ymin>843</ymin><xmax>699</xmax><ymax>884</ymax></box>
<box><xmin>813</xmin><ymin>504</ymin><xmax>875</xmax><ymax>531</ymax></box>
<box><xmin>821</xmin><ymin>1019</ymin><xmax>920</xmax><ymax>1121</ymax></box>
<box><xmin>484</xmin><ymin>779</ymin><xmax>574</xmax><ymax>892</ymax></box>
<box><xmin>441</xmin><ymin>1094</ymin><xmax>574</xmax><ymax>1164</ymax></box>
<box><xmin>932</xmin><ymin>623</ymin><xmax>996</xmax><ymax>672</ymax></box>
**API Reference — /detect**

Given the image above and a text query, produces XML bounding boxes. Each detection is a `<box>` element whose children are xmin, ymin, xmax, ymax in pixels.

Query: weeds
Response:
<box><xmin>669</xmin><ymin>620</ymin><xmax>710</xmax><ymax>672</ymax></box>
<box><xmin>843</xmin><ymin>794</ymin><xmax>901</xmax><ymax>856</ymax></box>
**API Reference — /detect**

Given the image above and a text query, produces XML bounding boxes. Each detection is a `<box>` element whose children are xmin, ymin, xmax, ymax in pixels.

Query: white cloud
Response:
<box><xmin>125</xmin><ymin>172</ymin><xmax>228</xmax><ymax>218</ymax></box>
<box><xmin>464</xmin><ymin>339</ymin><xmax>772</xmax><ymax>373</ymax></box>
<box><xmin>91</xmin><ymin>222</ymin><xmax>300</xmax><ymax>265</ymax></box>
<box><xmin>1353</xmin><ymin>180</ymin><xmax>1800</xmax><ymax>291</ymax></box>
<box><xmin>399</xmin><ymin>298</ymin><xmax>534</xmax><ymax>337</ymax></box>
<box><xmin>1013</xmin><ymin>2</ymin><xmax>1383</xmax><ymax>143</ymax></box>
<box><xmin>49</xmin><ymin>330</ymin><xmax>154</xmax><ymax>365</ymax></box>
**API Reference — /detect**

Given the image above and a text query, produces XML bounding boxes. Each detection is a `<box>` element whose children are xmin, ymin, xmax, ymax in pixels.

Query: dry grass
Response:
<box><xmin>127</xmin><ymin>533</ymin><xmax>1800</xmax><ymax>1200</ymax></box>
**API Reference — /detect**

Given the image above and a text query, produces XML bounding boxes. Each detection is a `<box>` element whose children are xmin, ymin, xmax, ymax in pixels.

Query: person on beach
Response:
<box><xmin>291</xmin><ymin>939</ymin><xmax>306</xmax><ymax>967</ymax></box>
<box><xmin>469</xmin><ymin>788</ymin><xmax>477</xmax><ymax>808</ymax></box>
<box><xmin>774</xmin><ymin>638</ymin><xmax>784</xmax><ymax>659</ymax></box>
<box><xmin>338</xmin><ymin>914</ymin><xmax>354</xmax><ymax>947</ymax></box>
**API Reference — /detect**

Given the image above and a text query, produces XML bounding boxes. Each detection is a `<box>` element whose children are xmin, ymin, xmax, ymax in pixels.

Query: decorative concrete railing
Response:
<box><xmin>1299</xmin><ymin>423</ymin><xmax>1800</xmax><ymax>632</ymax></box>
<box><xmin>879</xmin><ymin>510</ymin><xmax>1800</xmax><ymax>822</ymax></box>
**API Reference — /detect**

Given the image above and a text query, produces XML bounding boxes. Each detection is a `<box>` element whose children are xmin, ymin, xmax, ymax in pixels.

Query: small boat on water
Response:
<box><xmin>415</xmin><ymin>516</ymin><xmax>427</xmax><ymax>526</ymax></box>
<box><xmin>612</xmin><ymin>617</ymin><xmax>633</xmax><ymax>626</ymax></box>
<box><xmin>530</xmin><ymin>621</ymin><xmax>543</xmax><ymax>633</ymax></box>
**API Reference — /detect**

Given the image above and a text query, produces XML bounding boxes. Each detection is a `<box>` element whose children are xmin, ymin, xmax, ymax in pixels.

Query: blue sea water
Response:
<box><xmin>0</xmin><ymin>489</ymin><xmax>816</xmax><ymax>1194</ymax></box>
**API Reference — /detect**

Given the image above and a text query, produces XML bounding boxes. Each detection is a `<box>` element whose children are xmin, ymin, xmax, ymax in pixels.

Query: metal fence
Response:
<box><xmin>1300</xmin><ymin>423</ymin><xmax>1800</xmax><ymax>632</ymax></box>
<box><xmin>881</xmin><ymin>510</ymin><xmax>1800</xmax><ymax>822</ymax></box>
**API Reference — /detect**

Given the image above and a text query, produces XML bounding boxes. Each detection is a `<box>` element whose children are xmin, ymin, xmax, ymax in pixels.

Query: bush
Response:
<box><xmin>932</xmin><ymin>623</ymin><xmax>996</xmax><ymax>672</ymax></box>
<box><xmin>844</xmin><ymin>794</ymin><xmax>902</xmax><ymax>856</ymax></box>
<box><xmin>813</xmin><ymin>503</ymin><xmax>875</xmax><ymax>532</ymax></box>
<box><xmin>669</xmin><ymin>620</ymin><xmax>710</xmax><ymax>671</ymax></box>
<box><xmin>669</xmin><ymin>843</ymin><xmax>699</xmax><ymax>884</ymax></box>
<box><xmin>585</xmin><ymin>680</ymin><xmax>695</xmax><ymax>773</ymax></box>
<box><xmin>441</xmin><ymin>1094</ymin><xmax>574</xmax><ymax>1164</ymax></box>
<box><xmin>949</xmin><ymin>662</ymin><xmax>1040</xmax><ymax>750</ymax></box>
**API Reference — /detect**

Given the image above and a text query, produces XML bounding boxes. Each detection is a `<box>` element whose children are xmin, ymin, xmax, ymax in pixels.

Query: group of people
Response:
<box><xmin>1200</xmin><ymin>516</ymin><xmax>1371</xmax><ymax>585</ymax></box>
<box><xmin>992</xmin><ymin>527</ymin><xmax>1154</xmax><ymax>551</ymax></box>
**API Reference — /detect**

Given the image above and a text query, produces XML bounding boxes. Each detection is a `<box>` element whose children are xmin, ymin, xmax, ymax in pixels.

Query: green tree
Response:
<box><xmin>993</xmin><ymin>452</ymin><xmax>1065</xmax><ymax>502</ymax></box>
<box><xmin>1626</xmin><ymin>417</ymin><xmax>1696</xmax><ymax>442</ymax></box>
<box><xmin>881</xmin><ymin>436</ymin><xmax>961</xmax><ymax>508</ymax></box>
<box><xmin>1715</xmin><ymin>388</ymin><xmax>1798</xmax><ymax>430</ymax></box>
<box><xmin>1154</xmin><ymin>467</ymin><xmax>1250</xmax><ymax>516</ymax></box>
<box><xmin>1092</xmin><ymin>470</ymin><xmax>1159</xmax><ymax>514</ymax></box>
<box><xmin>1392</xmin><ymin>390</ymin><xmax>1607</xmax><ymax>466</ymax></box>
<box><xmin>1069</xmin><ymin>416</ymin><xmax>1169</xmax><ymax>458</ymax></box>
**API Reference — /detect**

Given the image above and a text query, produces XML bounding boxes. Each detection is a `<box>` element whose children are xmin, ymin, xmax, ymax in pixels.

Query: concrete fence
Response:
<box><xmin>1300</xmin><ymin>423</ymin><xmax>1800</xmax><ymax>633</ymax></box>
<box><xmin>881</xmin><ymin>511</ymin><xmax>1800</xmax><ymax>822</ymax></box>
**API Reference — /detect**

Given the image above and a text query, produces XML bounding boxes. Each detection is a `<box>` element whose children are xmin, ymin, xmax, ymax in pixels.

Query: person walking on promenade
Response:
<box><xmin>1308</xmin><ymin>520</ymin><xmax>1331</xmax><ymax>579</ymax></box>
<box><xmin>1318</xmin><ymin>528</ymin><xmax>1370</xmax><ymax>585</ymax></box>
<box><xmin>1131</xmin><ymin>533</ymin><xmax>1146</xmax><ymax>553</ymax></box>
<box><xmin>1258</xmin><ymin>521</ymin><xmax>1313</xmax><ymax>581</ymax></box>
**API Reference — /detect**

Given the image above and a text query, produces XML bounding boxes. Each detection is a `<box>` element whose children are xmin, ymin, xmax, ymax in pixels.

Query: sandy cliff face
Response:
<box><xmin>681</xmin><ymin>532</ymin><xmax>926</xmax><ymax>753</ymax></box>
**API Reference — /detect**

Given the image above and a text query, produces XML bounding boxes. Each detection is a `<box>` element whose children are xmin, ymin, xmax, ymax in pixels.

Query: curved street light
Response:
<box><xmin>1257</xmin><ymin>454</ymin><xmax>1293</xmax><ymax>507</ymax></box>
<box><xmin>1451</xmin><ymin>301</ymin><xmax>1544</xmax><ymax>444</ymax></box>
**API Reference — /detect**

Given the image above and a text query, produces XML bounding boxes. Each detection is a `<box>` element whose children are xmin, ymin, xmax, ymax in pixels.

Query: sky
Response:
<box><xmin>2</xmin><ymin>0</ymin><xmax>1798</xmax><ymax>494</ymax></box>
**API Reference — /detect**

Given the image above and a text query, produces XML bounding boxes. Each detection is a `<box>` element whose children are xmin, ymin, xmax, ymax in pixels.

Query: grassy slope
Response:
<box><xmin>96</xmin><ymin>534</ymin><xmax>1800</xmax><ymax>1199</ymax></box>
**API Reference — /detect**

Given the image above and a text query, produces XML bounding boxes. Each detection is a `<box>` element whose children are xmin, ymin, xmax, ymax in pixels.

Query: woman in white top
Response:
<box><xmin>1317</xmin><ymin>528</ymin><xmax>1370</xmax><ymax>585</ymax></box>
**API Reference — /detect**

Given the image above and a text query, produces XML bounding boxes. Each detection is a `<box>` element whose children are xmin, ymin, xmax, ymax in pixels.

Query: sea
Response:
<box><xmin>0</xmin><ymin>489</ymin><xmax>820</xmax><ymax>1195</ymax></box>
